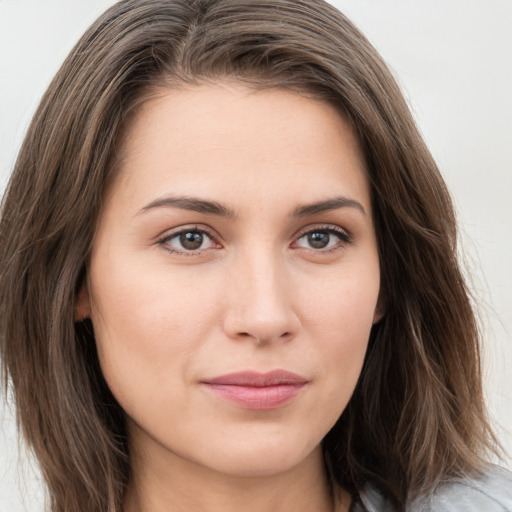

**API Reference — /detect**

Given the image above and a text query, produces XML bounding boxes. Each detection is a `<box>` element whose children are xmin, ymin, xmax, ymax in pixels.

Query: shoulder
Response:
<box><xmin>352</xmin><ymin>465</ymin><xmax>512</xmax><ymax>512</ymax></box>
<box><xmin>419</xmin><ymin>465</ymin><xmax>512</xmax><ymax>512</ymax></box>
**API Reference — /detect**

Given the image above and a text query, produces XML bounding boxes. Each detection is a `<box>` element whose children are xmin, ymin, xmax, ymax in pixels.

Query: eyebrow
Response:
<box><xmin>138</xmin><ymin>196</ymin><xmax>237</xmax><ymax>219</ymax></box>
<box><xmin>138</xmin><ymin>195</ymin><xmax>366</xmax><ymax>218</ymax></box>
<box><xmin>292</xmin><ymin>197</ymin><xmax>366</xmax><ymax>217</ymax></box>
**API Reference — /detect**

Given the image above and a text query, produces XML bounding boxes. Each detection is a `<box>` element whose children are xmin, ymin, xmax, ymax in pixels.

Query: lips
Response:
<box><xmin>200</xmin><ymin>370</ymin><xmax>308</xmax><ymax>410</ymax></box>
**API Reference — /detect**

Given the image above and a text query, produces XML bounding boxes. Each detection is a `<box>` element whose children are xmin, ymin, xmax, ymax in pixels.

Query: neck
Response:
<box><xmin>124</xmin><ymin>437</ymin><xmax>349</xmax><ymax>512</ymax></box>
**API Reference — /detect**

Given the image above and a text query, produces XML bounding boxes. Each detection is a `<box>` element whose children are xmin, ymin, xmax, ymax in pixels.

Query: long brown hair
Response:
<box><xmin>0</xmin><ymin>1</ymin><xmax>497</xmax><ymax>510</ymax></box>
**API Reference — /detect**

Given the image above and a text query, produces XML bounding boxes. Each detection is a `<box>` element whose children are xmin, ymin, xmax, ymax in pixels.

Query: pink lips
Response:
<box><xmin>201</xmin><ymin>370</ymin><xmax>308</xmax><ymax>410</ymax></box>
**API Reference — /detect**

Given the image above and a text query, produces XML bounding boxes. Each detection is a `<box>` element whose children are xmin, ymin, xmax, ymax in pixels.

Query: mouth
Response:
<box><xmin>200</xmin><ymin>370</ymin><xmax>308</xmax><ymax>410</ymax></box>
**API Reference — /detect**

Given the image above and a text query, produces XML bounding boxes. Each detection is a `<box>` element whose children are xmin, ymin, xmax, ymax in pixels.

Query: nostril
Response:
<box><xmin>235</xmin><ymin>330</ymin><xmax>292</xmax><ymax>343</ymax></box>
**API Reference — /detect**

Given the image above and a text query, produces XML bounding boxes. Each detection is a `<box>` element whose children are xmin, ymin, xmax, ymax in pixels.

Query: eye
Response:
<box><xmin>294</xmin><ymin>226</ymin><xmax>351</xmax><ymax>251</ymax></box>
<box><xmin>158</xmin><ymin>227</ymin><xmax>217</xmax><ymax>254</ymax></box>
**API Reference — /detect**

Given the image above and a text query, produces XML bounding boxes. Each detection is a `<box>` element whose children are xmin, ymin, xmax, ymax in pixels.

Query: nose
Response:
<box><xmin>222</xmin><ymin>248</ymin><xmax>300</xmax><ymax>344</ymax></box>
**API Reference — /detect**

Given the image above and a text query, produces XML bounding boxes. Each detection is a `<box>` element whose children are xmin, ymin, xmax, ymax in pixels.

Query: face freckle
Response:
<box><xmin>84</xmin><ymin>82</ymin><xmax>381</xmax><ymax>480</ymax></box>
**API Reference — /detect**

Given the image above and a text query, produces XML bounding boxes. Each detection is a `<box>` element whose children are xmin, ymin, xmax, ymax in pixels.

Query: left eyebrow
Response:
<box><xmin>292</xmin><ymin>197</ymin><xmax>367</xmax><ymax>217</ymax></box>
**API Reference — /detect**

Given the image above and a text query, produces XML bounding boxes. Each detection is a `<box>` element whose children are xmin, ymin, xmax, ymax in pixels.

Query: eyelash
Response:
<box><xmin>157</xmin><ymin>226</ymin><xmax>219</xmax><ymax>256</ymax></box>
<box><xmin>293</xmin><ymin>225</ymin><xmax>353</xmax><ymax>253</ymax></box>
<box><xmin>157</xmin><ymin>224</ymin><xmax>352</xmax><ymax>256</ymax></box>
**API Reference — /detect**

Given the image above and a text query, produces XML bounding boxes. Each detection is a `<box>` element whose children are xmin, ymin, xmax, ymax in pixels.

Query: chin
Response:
<box><xmin>194</xmin><ymin>432</ymin><xmax>323</xmax><ymax>478</ymax></box>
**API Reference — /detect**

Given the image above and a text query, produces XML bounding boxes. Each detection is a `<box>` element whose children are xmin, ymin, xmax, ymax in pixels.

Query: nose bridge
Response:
<box><xmin>224</xmin><ymin>241</ymin><xmax>298</xmax><ymax>342</ymax></box>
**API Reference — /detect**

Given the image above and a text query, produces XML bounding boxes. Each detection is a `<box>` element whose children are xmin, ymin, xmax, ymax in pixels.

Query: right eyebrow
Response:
<box><xmin>137</xmin><ymin>195</ymin><xmax>237</xmax><ymax>219</ymax></box>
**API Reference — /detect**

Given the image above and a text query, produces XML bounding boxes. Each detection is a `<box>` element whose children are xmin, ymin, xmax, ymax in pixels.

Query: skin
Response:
<box><xmin>80</xmin><ymin>83</ymin><xmax>382</xmax><ymax>512</ymax></box>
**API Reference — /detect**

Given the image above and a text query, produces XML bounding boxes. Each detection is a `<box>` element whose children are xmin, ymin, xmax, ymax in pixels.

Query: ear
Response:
<box><xmin>373</xmin><ymin>308</ymin><xmax>385</xmax><ymax>324</ymax></box>
<box><xmin>372</xmin><ymin>291</ymin><xmax>386</xmax><ymax>325</ymax></box>
<box><xmin>75</xmin><ymin>284</ymin><xmax>92</xmax><ymax>322</ymax></box>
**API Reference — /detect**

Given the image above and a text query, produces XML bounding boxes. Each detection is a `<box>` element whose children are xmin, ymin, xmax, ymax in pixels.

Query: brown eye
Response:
<box><xmin>180</xmin><ymin>231</ymin><xmax>204</xmax><ymax>250</ymax></box>
<box><xmin>295</xmin><ymin>227</ymin><xmax>351</xmax><ymax>251</ymax></box>
<box><xmin>160</xmin><ymin>228</ymin><xmax>216</xmax><ymax>254</ymax></box>
<box><xmin>307</xmin><ymin>231</ymin><xmax>330</xmax><ymax>249</ymax></box>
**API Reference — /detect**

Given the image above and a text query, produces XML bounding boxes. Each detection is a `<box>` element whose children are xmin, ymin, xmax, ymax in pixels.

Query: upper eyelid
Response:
<box><xmin>157</xmin><ymin>224</ymin><xmax>218</xmax><ymax>241</ymax></box>
<box><xmin>155</xmin><ymin>223</ymin><xmax>351</xmax><ymax>248</ymax></box>
<box><xmin>157</xmin><ymin>226</ymin><xmax>220</xmax><ymax>251</ymax></box>
<box><xmin>291</xmin><ymin>225</ymin><xmax>353</xmax><ymax>251</ymax></box>
<box><xmin>293</xmin><ymin>223</ymin><xmax>351</xmax><ymax>239</ymax></box>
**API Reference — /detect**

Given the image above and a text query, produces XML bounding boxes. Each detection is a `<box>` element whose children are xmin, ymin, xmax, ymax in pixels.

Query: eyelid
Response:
<box><xmin>155</xmin><ymin>223</ymin><xmax>352</xmax><ymax>256</ymax></box>
<box><xmin>291</xmin><ymin>224</ymin><xmax>353</xmax><ymax>251</ymax></box>
<box><xmin>156</xmin><ymin>224</ymin><xmax>221</xmax><ymax>255</ymax></box>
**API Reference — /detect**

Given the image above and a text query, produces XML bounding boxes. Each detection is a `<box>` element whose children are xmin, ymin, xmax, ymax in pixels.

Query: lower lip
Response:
<box><xmin>202</xmin><ymin>383</ymin><xmax>306</xmax><ymax>410</ymax></box>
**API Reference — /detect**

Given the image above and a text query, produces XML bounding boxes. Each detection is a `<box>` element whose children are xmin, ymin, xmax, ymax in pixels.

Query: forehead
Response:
<box><xmin>108</xmin><ymin>82</ymin><xmax>371</xmax><ymax>215</ymax></box>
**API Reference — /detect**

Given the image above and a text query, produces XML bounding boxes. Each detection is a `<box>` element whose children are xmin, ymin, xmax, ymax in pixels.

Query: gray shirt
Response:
<box><xmin>350</xmin><ymin>465</ymin><xmax>512</xmax><ymax>512</ymax></box>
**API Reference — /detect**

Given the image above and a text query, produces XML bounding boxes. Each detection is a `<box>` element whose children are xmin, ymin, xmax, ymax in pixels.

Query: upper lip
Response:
<box><xmin>201</xmin><ymin>370</ymin><xmax>308</xmax><ymax>387</ymax></box>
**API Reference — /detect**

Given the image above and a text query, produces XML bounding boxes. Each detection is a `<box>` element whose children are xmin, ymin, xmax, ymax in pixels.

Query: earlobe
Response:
<box><xmin>75</xmin><ymin>285</ymin><xmax>92</xmax><ymax>322</ymax></box>
<box><xmin>373</xmin><ymin>292</ymin><xmax>386</xmax><ymax>324</ymax></box>
<box><xmin>373</xmin><ymin>309</ymin><xmax>385</xmax><ymax>324</ymax></box>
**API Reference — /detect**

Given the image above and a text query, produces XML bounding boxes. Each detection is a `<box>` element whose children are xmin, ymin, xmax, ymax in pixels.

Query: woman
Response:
<box><xmin>0</xmin><ymin>1</ymin><xmax>510</xmax><ymax>511</ymax></box>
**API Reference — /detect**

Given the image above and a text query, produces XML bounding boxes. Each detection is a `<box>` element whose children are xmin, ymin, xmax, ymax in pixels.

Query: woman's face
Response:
<box><xmin>82</xmin><ymin>83</ymin><xmax>382</xmax><ymax>477</ymax></box>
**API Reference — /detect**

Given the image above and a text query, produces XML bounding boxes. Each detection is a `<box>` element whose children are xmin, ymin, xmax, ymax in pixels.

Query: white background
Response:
<box><xmin>1</xmin><ymin>1</ymin><xmax>511</xmax><ymax>510</ymax></box>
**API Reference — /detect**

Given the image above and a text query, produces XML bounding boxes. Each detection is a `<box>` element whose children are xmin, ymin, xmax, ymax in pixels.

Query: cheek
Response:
<box><xmin>88</xmin><ymin>255</ymin><xmax>221</xmax><ymax>408</ymax></box>
<box><xmin>303</xmin><ymin>258</ymin><xmax>379</xmax><ymax>336</ymax></box>
<box><xmin>91</xmin><ymin>250</ymin><xmax>219</xmax><ymax>338</ymax></box>
<box><xmin>299</xmin><ymin>262</ymin><xmax>379</xmax><ymax>401</ymax></box>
